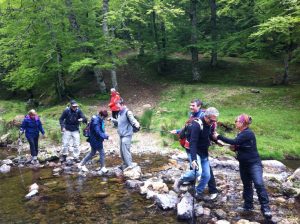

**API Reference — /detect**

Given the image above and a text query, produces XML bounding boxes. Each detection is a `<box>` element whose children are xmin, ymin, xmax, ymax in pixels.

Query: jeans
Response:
<box><xmin>181</xmin><ymin>154</ymin><xmax>211</xmax><ymax>194</ymax></box>
<box><xmin>62</xmin><ymin>130</ymin><xmax>80</xmax><ymax>158</ymax></box>
<box><xmin>186</xmin><ymin>152</ymin><xmax>218</xmax><ymax>194</ymax></box>
<box><xmin>239</xmin><ymin>161</ymin><xmax>270</xmax><ymax>211</ymax></box>
<box><xmin>27</xmin><ymin>136</ymin><xmax>39</xmax><ymax>157</ymax></box>
<box><xmin>81</xmin><ymin>145</ymin><xmax>105</xmax><ymax>167</ymax></box>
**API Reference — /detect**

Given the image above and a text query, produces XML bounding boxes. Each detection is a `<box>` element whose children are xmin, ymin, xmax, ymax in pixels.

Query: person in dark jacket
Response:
<box><xmin>214</xmin><ymin>114</ymin><xmax>272</xmax><ymax>219</ymax></box>
<box><xmin>171</xmin><ymin>99</ymin><xmax>220</xmax><ymax>200</ymax></box>
<box><xmin>78</xmin><ymin>110</ymin><xmax>109</xmax><ymax>173</ymax></box>
<box><xmin>20</xmin><ymin>109</ymin><xmax>45</xmax><ymax>164</ymax></box>
<box><xmin>59</xmin><ymin>100</ymin><xmax>87</xmax><ymax>162</ymax></box>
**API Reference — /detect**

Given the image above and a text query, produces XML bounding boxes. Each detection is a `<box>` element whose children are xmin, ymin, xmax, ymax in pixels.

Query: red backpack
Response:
<box><xmin>178</xmin><ymin>118</ymin><xmax>203</xmax><ymax>150</ymax></box>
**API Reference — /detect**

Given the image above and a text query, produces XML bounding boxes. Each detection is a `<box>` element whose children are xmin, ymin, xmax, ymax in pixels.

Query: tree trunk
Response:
<box><xmin>151</xmin><ymin>11</ymin><xmax>162</xmax><ymax>74</ymax></box>
<box><xmin>209</xmin><ymin>0</ymin><xmax>217</xmax><ymax>67</ymax></box>
<box><xmin>56</xmin><ymin>46</ymin><xmax>66</xmax><ymax>100</ymax></box>
<box><xmin>282</xmin><ymin>53</ymin><xmax>291</xmax><ymax>85</ymax></box>
<box><xmin>93</xmin><ymin>66</ymin><xmax>107</xmax><ymax>93</ymax></box>
<box><xmin>160</xmin><ymin>22</ymin><xmax>167</xmax><ymax>72</ymax></box>
<box><xmin>103</xmin><ymin>0</ymin><xmax>118</xmax><ymax>89</ymax></box>
<box><xmin>190</xmin><ymin>0</ymin><xmax>200</xmax><ymax>81</ymax></box>
<box><xmin>137</xmin><ymin>24</ymin><xmax>145</xmax><ymax>56</ymax></box>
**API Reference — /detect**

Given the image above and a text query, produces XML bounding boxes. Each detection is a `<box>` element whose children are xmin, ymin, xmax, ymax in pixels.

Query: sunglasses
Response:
<box><xmin>209</xmin><ymin>118</ymin><xmax>217</xmax><ymax>123</ymax></box>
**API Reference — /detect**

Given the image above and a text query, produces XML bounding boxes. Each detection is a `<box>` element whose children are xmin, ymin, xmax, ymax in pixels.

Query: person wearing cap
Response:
<box><xmin>20</xmin><ymin>109</ymin><xmax>45</xmax><ymax>164</ymax></box>
<box><xmin>108</xmin><ymin>88</ymin><xmax>121</xmax><ymax>119</ymax></box>
<box><xmin>171</xmin><ymin>99</ymin><xmax>219</xmax><ymax>200</ymax></box>
<box><xmin>59</xmin><ymin>100</ymin><xmax>87</xmax><ymax>162</ymax></box>
<box><xmin>214</xmin><ymin>114</ymin><xmax>272</xmax><ymax>220</ymax></box>
<box><xmin>78</xmin><ymin>110</ymin><xmax>110</xmax><ymax>174</ymax></box>
<box><xmin>109</xmin><ymin>98</ymin><xmax>140</xmax><ymax>169</ymax></box>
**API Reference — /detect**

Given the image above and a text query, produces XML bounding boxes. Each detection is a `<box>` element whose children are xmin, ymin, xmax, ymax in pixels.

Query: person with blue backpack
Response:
<box><xmin>59</xmin><ymin>100</ymin><xmax>87</xmax><ymax>163</ymax></box>
<box><xmin>20</xmin><ymin>109</ymin><xmax>45</xmax><ymax>165</ymax></box>
<box><xmin>78</xmin><ymin>110</ymin><xmax>109</xmax><ymax>173</ymax></box>
<box><xmin>171</xmin><ymin>99</ymin><xmax>220</xmax><ymax>200</ymax></box>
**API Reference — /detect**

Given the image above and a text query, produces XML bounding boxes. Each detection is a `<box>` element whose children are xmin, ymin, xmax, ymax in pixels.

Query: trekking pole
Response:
<box><xmin>17</xmin><ymin>132</ymin><xmax>26</xmax><ymax>190</ymax></box>
<box><xmin>192</xmin><ymin>165</ymin><xmax>198</xmax><ymax>224</ymax></box>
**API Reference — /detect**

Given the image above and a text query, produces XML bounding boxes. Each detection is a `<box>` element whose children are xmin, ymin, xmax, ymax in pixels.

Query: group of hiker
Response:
<box><xmin>170</xmin><ymin>99</ymin><xmax>272</xmax><ymax>220</ymax></box>
<box><xmin>20</xmin><ymin>88</ymin><xmax>140</xmax><ymax>173</ymax></box>
<box><xmin>19</xmin><ymin>91</ymin><xmax>272</xmax><ymax>220</ymax></box>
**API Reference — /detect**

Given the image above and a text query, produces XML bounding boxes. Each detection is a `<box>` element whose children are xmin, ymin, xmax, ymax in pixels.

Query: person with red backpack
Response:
<box><xmin>108</xmin><ymin>88</ymin><xmax>121</xmax><ymax>119</ymax></box>
<box><xmin>171</xmin><ymin>99</ymin><xmax>219</xmax><ymax>200</ymax></box>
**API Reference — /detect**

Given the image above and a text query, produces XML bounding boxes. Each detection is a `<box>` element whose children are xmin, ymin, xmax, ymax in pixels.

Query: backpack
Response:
<box><xmin>178</xmin><ymin>118</ymin><xmax>203</xmax><ymax>150</ymax></box>
<box><xmin>83</xmin><ymin>121</ymin><xmax>92</xmax><ymax>137</ymax></box>
<box><xmin>126</xmin><ymin>110</ymin><xmax>140</xmax><ymax>133</ymax></box>
<box><xmin>83</xmin><ymin>116</ymin><xmax>96</xmax><ymax>138</ymax></box>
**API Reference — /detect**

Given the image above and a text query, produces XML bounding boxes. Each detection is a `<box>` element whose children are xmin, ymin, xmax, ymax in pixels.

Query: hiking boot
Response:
<box><xmin>173</xmin><ymin>179</ymin><xmax>184</xmax><ymax>193</ymax></box>
<box><xmin>206</xmin><ymin>192</ymin><xmax>218</xmax><ymax>201</ymax></box>
<box><xmin>236</xmin><ymin>206</ymin><xmax>254</xmax><ymax>212</ymax></box>
<box><xmin>262</xmin><ymin>207</ymin><xmax>272</xmax><ymax>219</ymax></box>
<box><xmin>194</xmin><ymin>192</ymin><xmax>204</xmax><ymax>201</ymax></box>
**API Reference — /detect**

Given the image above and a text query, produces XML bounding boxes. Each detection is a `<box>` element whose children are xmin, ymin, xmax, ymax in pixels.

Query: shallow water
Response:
<box><xmin>0</xmin><ymin>154</ymin><xmax>180</xmax><ymax>223</ymax></box>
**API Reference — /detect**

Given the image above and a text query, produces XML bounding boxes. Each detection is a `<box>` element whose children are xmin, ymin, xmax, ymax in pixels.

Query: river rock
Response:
<box><xmin>0</xmin><ymin>164</ymin><xmax>11</xmax><ymax>173</ymax></box>
<box><xmin>236</xmin><ymin>219</ymin><xmax>260</xmax><ymax>224</ymax></box>
<box><xmin>203</xmin><ymin>207</ymin><xmax>211</xmax><ymax>216</ymax></box>
<box><xmin>215</xmin><ymin>209</ymin><xmax>227</xmax><ymax>219</ymax></box>
<box><xmin>29</xmin><ymin>183</ymin><xmax>39</xmax><ymax>191</ymax></box>
<box><xmin>262</xmin><ymin>160</ymin><xmax>287</xmax><ymax>173</ymax></box>
<box><xmin>37</xmin><ymin>150</ymin><xmax>59</xmax><ymax>162</ymax></box>
<box><xmin>107</xmin><ymin>167</ymin><xmax>123</xmax><ymax>177</ymax></box>
<box><xmin>177</xmin><ymin>192</ymin><xmax>193</xmax><ymax>220</ymax></box>
<box><xmin>288</xmin><ymin>168</ymin><xmax>300</xmax><ymax>181</ymax></box>
<box><xmin>1</xmin><ymin>159</ymin><xmax>13</xmax><ymax>165</ymax></box>
<box><xmin>142</xmin><ymin>104</ymin><xmax>152</xmax><ymax>109</ymax></box>
<box><xmin>195</xmin><ymin>204</ymin><xmax>204</xmax><ymax>216</ymax></box>
<box><xmin>154</xmin><ymin>191</ymin><xmax>178</xmax><ymax>210</ymax></box>
<box><xmin>210</xmin><ymin>158</ymin><xmax>239</xmax><ymax>170</ymax></box>
<box><xmin>25</xmin><ymin>190</ymin><xmax>38</xmax><ymax>199</ymax></box>
<box><xmin>123</xmin><ymin>165</ymin><xmax>142</xmax><ymax>180</ymax></box>
<box><xmin>158</xmin><ymin>167</ymin><xmax>183</xmax><ymax>184</ymax></box>
<box><xmin>53</xmin><ymin>167</ymin><xmax>62</xmax><ymax>173</ymax></box>
<box><xmin>0</xmin><ymin>133</ymin><xmax>10</xmax><ymax>145</ymax></box>
<box><xmin>125</xmin><ymin>180</ymin><xmax>143</xmax><ymax>189</ymax></box>
<box><xmin>216</xmin><ymin>220</ymin><xmax>230</xmax><ymax>224</ymax></box>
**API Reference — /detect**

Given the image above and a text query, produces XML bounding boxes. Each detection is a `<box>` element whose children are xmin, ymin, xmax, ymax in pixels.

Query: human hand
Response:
<box><xmin>212</xmin><ymin>132</ymin><xmax>219</xmax><ymax>140</ymax></box>
<box><xmin>107</xmin><ymin>117</ymin><xmax>112</xmax><ymax>121</ymax></box>
<box><xmin>170</xmin><ymin>130</ymin><xmax>177</xmax><ymax>134</ymax></box>
<box><xmin>191</xmin><ymin>160</ymin><xmax>199</xmax><ymax>170</ymax></box>
<box><xmin>229</xmin><ymin>145</ymin><xmax>236</xmax><ymax>152</ymax></box>
<box><xmin>78</xmin><ymin>118</ymin><xmax>83</xmax><ymax>122</ymax></box>
<box><xmin>61</xmin><ymin>127</ymin><xmax>66</xmax><ymax>132</ymax></box>
<box><xmin>216</xmin><ymin>140</ymin><xmax>225</xmax><ymax>147</ymax></box>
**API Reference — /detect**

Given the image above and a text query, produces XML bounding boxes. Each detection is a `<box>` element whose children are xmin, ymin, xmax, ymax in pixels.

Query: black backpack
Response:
<box><xmin>126</xmin><ymin>111</ymin><xmax>140</xmax><ymax>133</ymax></box>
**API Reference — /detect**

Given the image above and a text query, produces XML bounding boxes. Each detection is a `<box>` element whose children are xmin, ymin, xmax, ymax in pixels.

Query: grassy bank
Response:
<box><xmin>142</xmin><ymin>56</ymin><xmax>300</xmax><ymax>160</ymax></box>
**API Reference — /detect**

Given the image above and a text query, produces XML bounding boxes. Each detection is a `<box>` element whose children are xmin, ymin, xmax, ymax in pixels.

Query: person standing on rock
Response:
<box><xmin>109</xmin><ymin>98</ymin><xmax>140</xmax><ymax>170</ymax></box>
<box><xmin>59</xmin><ymin>100</ymin><xmax>87</xmax><ymax>163</ymax></box>
<box><xmin>78</xmin><ymin>110</ymin><xmax>109</xmax><ymax>174</ymax></box>
<box><xmin>20</xmin><ymin>109</ymin><xmax>45</xmax><ymax>164</ymax></box>
<box><xmin>171</xmin><ymin>99</ymin><xmax>220</xmax><ymax>200</ymax></box>
<box><xmin>214</xmin><ymin>114</ymin><xmax>272</xmax><ymax>219</ymax></box>
<box><xmin>175</xmin><ymin>107</ymin><xmax>219</xmax><ymax>200</ymax></box>
<box><xmin>108</xmin><ymin>88</ymin><xmax>121</xmax><ymax>119</ymax></box>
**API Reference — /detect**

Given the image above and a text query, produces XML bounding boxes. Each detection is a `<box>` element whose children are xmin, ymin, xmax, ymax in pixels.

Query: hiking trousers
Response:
<box><xmin>27</xmin><ymin>136</ymin><xmax>39</xmax><ymax>157</ymax></box>
<box><xmin>120</xmin><ymin>135</ymin><xmax>133</xmax><ymax>167</ymax></box>
<box><xmin>81</xmin><ymin>144</ymin><xmax>105</xmax><ymax>167</ymax></box>
<box><xmin>62</xmin><ymin>130</ymin><xmax>80</xmax><ymax>158</ymax></box>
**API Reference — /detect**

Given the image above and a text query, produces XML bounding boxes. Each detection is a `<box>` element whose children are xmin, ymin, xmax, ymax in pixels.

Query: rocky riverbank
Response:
<box><xmin>1</xmin><ymin>137</ymin><xmax>299</xmax><ymax>224</ymax></box>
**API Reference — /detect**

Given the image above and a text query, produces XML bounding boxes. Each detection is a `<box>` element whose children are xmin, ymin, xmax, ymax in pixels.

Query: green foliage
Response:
<box><xmin>140</xmin><ymin>109</ymin><xmax>153</xmax><ymax>131</ymax></box>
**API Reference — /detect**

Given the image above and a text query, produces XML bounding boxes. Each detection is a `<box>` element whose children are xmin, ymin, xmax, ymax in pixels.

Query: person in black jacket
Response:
<box><xmin>59</xmin><ymin>100</ymin><xmax>87</xmax><ymax>162</ymax></box>
<box><xmin>214</xmin><ymin>114</ymin><xmax>272</xmax><ymax>220</ymax></box>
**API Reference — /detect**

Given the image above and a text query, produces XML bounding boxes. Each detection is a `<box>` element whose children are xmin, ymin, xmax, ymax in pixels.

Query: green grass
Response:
<box><xmin>151</xmin><ymin>84</ymin><xmax>300</xmax><ymax>160</ymax></box>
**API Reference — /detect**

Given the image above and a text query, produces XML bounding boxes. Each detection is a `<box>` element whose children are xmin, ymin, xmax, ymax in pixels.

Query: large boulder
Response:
<box><xmin>125</xmin><ymin>180</ymin><xmax>144</xmax><ymax>189</ymax></box>
<box><xmin>123</xmin><ymin>165</ymin><xmax>142</xmax><ymax>180</ymax></box>
<box><xmin>154</xmin><ymin>191</ymin><xmax>178</xmax><ymax>210</ymax></box>
<box><xmin>210</xmin><ymin>158</ymin><xmax>239</xmax><ymax>170</ymax></box>
<box><xmin>262</xmin><ymin>160</ymin><xmax>288</xmax><ymax>174</ymax></box>
<box><xmin>177</xmin><ymin>192</ymin><xmax>193</xmax><ymax>220</ymax></box>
